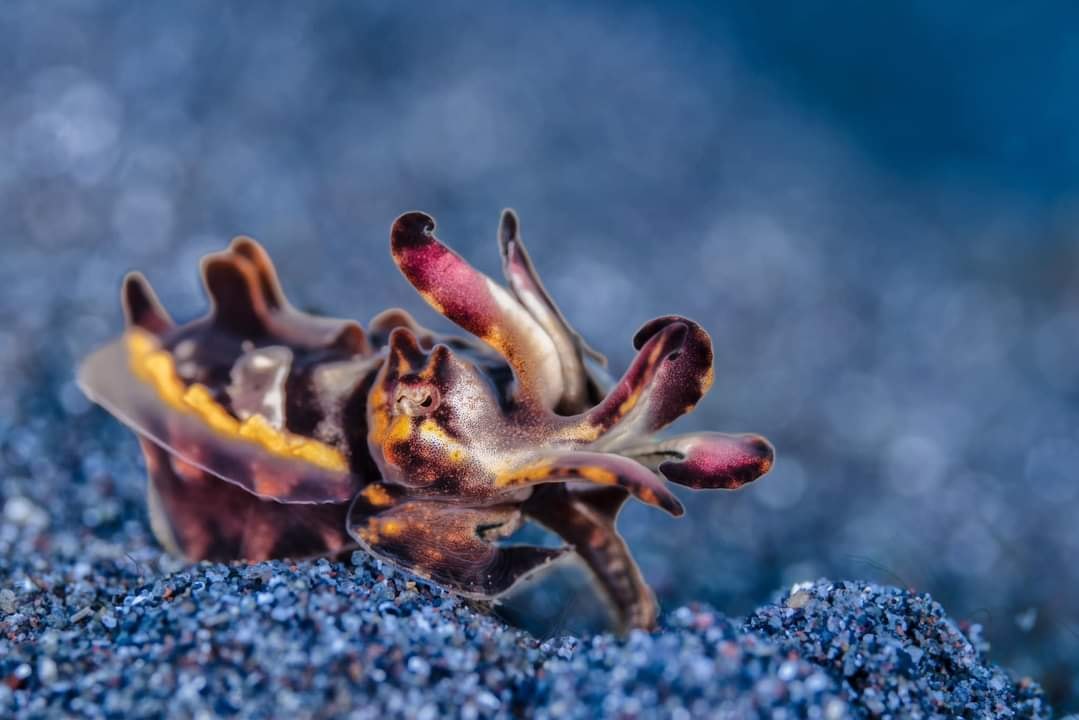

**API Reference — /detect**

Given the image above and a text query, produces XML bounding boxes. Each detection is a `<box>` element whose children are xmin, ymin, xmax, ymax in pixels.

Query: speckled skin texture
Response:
<box><xmin>78</xmin><ymin>210</ymin><xmax>774</xmax><ymax>632</ymax></box>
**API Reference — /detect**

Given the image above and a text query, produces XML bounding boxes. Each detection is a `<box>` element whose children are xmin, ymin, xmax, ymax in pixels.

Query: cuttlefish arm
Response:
<box><xmin>547</xmin><ymin>316</ymin><xmax>712</xmax><ymax>450</ymax></box>
<box><xmin>391</xmin><ymin>212</ymin><xmax>565</xmax><ymax>410</ymax></box>
<box><xmin>497</xmin><ymin>209</ymin><xmax>606</xmax><ymax>413</ymax></box>
<box><xmin>619</xmin><ymin>432</ymin><xmax>774</xmax><ymax>490</ymax></box>
<box><xmin>524</xmin><ymin>483</ymin><xmax>659</xmax><ymax>631</ymax></box>
<box><xmin>490</xmin><ymin>450</ymin><xmax>684</xmax><ymax>516</ymax></box>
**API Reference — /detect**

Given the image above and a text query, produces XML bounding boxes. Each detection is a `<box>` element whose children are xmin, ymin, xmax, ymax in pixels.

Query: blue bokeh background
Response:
<box><xmin>2</xmin><ymin>1</ymin><xmax>1078</xmax><ymax>709</ymax></box>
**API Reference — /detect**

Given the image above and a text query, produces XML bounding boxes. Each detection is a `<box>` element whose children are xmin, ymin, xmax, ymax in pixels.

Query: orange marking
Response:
<box><xmin>125</xmin><ymin>328</ymin><xmax>158</xmax><ymax>360</ymax></box>
<box><xmin>252</xmin><ymin>471</ymin><xmax>291</xmax><ymax>498</ymax></box>
<box><xmin>183</xmin><ymin>385</ymin><xmax>240</xmax><ymax>435</ymax></box>
<box><xmin>418</xmin><ymin>290</ymin><xmax>445</xmax><ymax>316</ymax></box>
<box><xmin>370</xmin><ymin>414</ymin><xmax>389</xmax><ymax>443</ymax></box>
<box><xmin>606</xmin><ymin>337</ymin><xmax>667</xmax><ymax>419</ymax></box>
<box><xmin>495</xmin><ymin>460</ymin><xmax>552</xmax><ymax>488</ymax></box>
<box><xmin>289</xmin><ymin>438</ymin><xmax>349</xmax><ymax>471</ymax></box>
<box><xmin>361</xmin><ymin>484</ymin><xmax>393</xmax><ymax>507</ymax></box>
<box><xmin>142</xmin><ymin>351</ymin><xmax>187</xmax><ymax>409</ymax></box>
<box><xmin>386</xmin><ymin>415</ymin><xmax>412</xmax><ymax>445</ymax></box>
<box><xmin>418</xmin><ymin>418</ymin><xmax>451</xmax><ymax>443</ymax></box>
<box><xmin>647</xmin><ymin>337</ymin><xmax>667</xmax><ymax>364</ymax></box>
<box><xmin>171</xmin><ymin>456</ymin><xmax>205</xmax><ymax>483</ymax></box>
<box><xmin>418</xmin><ymin>419</ymin><xmax>467</xmax><ymax>463</ymax></box>
<box><xmin>758</xmin><ymin>455</ymin><xmax>774</xmax><ymax>476</ymax></box>
<box><xmin>617</xmin><ymin>386</ymin><xmax>643</xmax><ymax>418</ymax></box>
<box><xmin>238</xmin><ymin>414</ymin><xmax>291</xmax><ymax>454</ymax></box>
<box><xmin>125</xmin><ymin>329</ymin><xmax>348</xmax><ymax>472</ymax></box>
<box><xmin>576</xmin><ymin>466</ymin><xmax>617</xmax><ymax>486</ymax></box>
<box><xmin>551</xmin><ymin>422</ymin><xmax>603</xmax><ymax>443</ymax></box>
<box><xmin>483</xmin><ymin>326</ymin><xmax>507</xmax><ymax>355</ymax></box>
<box><xmin>700</xmin><ymin>367</ymin><xmax>714</xmax><ymax>394</ymax></box>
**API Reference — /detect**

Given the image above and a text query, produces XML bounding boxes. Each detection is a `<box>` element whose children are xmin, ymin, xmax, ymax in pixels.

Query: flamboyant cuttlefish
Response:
<box><xmin>78</xmin><ymin>210</ymin><xmax>774</xmax><ymax>631</ymax></box>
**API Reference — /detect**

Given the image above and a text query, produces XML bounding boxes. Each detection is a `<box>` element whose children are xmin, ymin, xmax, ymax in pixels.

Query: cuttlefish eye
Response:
<box><xmin>394</xmin><ymin>381</ymin><xmax>441</xmax><ymax>416</ymax></box>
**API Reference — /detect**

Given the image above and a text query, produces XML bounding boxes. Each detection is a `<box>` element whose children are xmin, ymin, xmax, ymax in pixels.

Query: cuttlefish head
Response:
<box><xmin>371</xmin><ymin>211</ymin><xmax>773</xmax><ymax>511</ymax></box>
<box><xmin>366</xmin><ymin>325</ymin><xmax>540</xmax><ymax>497</ymax></box>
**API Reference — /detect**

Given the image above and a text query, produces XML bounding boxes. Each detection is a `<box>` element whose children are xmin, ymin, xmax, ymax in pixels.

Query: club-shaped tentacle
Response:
<box><xmin>498</xmin><ymin>209</ymin><xmax>605</xmax><ymax>414</ymax></box>
<box><xmin>122</xmin><ymin>273</ymin><xmax>174</xmax><ymax>336</ymax></box>
<box><xmin>348</xmin><ymin>484</ymin><xmax>567</xmax><ymax>598</ymax></box>
<box><xmin>494</xmin><ymin>451</ymin><xmax>684</xmax><ymax>516</ymax></box>
<box><xmin>391</xmin><ymin>212</ymin><xmax>563</xmax><ymax>409</ymax></box>
<box><xmin>619</xmin><ymin>432</ymin><xmax>774</xmax><ymax>489</ymax></box>
<box><xmin>524</xmin><ymin>484</ymin><xmax>658</xmax><ymax>631</ymax></box>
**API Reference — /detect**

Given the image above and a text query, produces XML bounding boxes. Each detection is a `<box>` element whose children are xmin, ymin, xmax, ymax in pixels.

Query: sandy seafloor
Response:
<box><xmin>0</xmin><ymin>518</ymin><xmax>1054</xmax><ymax>718</ymax></box>
<box><xmin>0</xmin><ymin>381</ymin><xmax>1057</xmax><ymax>717</ymax></box>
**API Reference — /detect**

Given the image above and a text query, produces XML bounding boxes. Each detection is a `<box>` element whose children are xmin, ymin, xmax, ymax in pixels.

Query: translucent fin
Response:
<box><xmin>78</xmin><ymin>337</ymin><xmax>361</xmax><ymax>504</ymax></box>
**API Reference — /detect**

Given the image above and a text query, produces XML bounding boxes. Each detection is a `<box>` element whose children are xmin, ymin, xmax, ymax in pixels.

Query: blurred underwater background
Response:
<box><xmin>1</xmin><ymin>0</ymin><xmax>1078</xmax><ymax>710</ymax></box>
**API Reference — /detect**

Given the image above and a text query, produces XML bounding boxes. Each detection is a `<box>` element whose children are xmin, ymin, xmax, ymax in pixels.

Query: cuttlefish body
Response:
<box><xmin>78</xmin><ymin>210</ymin><xmax>773</xmax><ymax>631</ymax></box>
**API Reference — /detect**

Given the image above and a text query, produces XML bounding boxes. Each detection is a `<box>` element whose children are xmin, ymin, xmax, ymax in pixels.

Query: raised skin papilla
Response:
<box><xmin>78</xmin><ymin>210</ymin><xmax>774</xmax><ymax>633</ymax></box>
